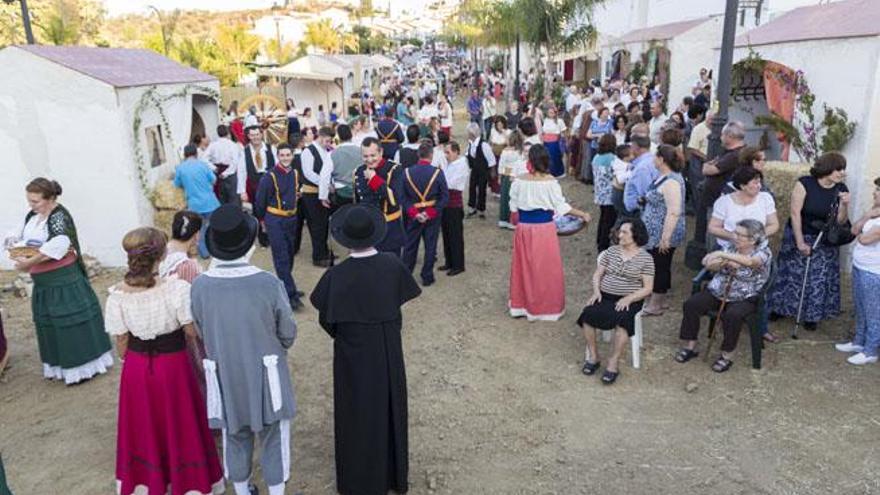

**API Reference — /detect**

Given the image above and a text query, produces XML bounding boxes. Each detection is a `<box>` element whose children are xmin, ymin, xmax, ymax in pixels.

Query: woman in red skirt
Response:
<box><xmin>105</xmin><ymin>227</ymin><xmax>223</xmax><ymax>495</ymax></box>
<box><xmin>508</xmin><ymin>144</ymin><xmax>592</xmax><ymax>321</ymax></box>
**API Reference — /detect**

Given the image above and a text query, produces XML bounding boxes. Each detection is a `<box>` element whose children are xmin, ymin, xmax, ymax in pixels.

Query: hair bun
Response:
<box><xmin>51</xmin><ymin>180</ymin><xmax>63</xmax><ymax>196</ymax></box>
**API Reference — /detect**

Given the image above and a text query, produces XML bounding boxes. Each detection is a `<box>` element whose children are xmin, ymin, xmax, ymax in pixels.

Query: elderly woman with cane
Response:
<box><xmin>675</xmin><ymin>219</ymin><xmax>772</xmax><ymax>372</ymax></box>
<box><xmin>767</xmin><ymin>153</ymin><xmax>849</xmax><ymax>331</ymax></box>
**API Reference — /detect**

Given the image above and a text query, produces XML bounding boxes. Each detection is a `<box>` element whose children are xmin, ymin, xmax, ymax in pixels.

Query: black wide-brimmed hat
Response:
<box><xmin>205</xmin><ymin>204</ymin><xmax>258</xmax><ymax>260</ymax></box>
<box><xmin>330</xmin><ymin>203</ymin><xmax>387</xmax><ymax>250</ymax></box>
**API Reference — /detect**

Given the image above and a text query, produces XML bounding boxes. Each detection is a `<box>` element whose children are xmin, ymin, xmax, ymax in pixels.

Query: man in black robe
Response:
<box><xmin>310</xmin><ymin>204</ymin><xmax>421</xmax><ymax>495</ymax></box>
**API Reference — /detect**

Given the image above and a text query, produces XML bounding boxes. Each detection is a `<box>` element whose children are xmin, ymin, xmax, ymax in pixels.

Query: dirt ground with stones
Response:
<box><xmin>2</xmin><ymin>115</ymin><xmax>880</xmax><ymax>495</ymax></box>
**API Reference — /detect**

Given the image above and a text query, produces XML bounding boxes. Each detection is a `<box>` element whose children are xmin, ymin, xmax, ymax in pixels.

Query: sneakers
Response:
<box><xmin>835</xmin><ymin>342</ymin><xmax>864</xmax><ymax>353</ymax></box>
<box><xmin>847</xmin><ymin>353</ymin><xmax>878</xmax><ymax>365</ymax></box>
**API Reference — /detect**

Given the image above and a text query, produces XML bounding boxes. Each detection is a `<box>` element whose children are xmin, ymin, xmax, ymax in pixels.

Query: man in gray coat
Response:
<box><xmin>191</xmin><ymin>204</ymin><xmax>297</xmax><ymax>495</ymax></box>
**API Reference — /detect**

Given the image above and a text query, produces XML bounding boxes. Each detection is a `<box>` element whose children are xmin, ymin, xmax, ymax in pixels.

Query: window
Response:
<box><xmin>144</xmin><ymin>125</ymin><xmax>167</xmax><ymax>168</ymax></box>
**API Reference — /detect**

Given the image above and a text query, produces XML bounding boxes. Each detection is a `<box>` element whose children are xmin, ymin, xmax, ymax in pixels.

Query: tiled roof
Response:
<box><xmin>619</xmin><ymin>17</ymin><xmax>711</xmax><ymax>44</ymax></box>
<box><xmin>735</xmin><ymin>0</ymin><xmax>880</xmax><ymax>47</ymax></box>
<box><xmin>14</xmin><ymin>45</ymin><xmax>216</xmax><ymax>88</ymax></box>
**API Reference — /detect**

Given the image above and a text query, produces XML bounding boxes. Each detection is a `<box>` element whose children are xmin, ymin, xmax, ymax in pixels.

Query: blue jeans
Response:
<box><xmin>198</xmin><ymin>211</ymin><xmax>212</xmax><ymax>259</ymax></box>
<box><xmin>852</xmin><ymin>266</ymin><xmax>880</xmax><ymax>356</ymax></box>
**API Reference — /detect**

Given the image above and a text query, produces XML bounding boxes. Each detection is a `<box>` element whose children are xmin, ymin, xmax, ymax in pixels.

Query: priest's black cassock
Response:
<box><xmin>310</xmin><ymin>252</ymin><xmax>421</xmax><ymax>495</ymax></box>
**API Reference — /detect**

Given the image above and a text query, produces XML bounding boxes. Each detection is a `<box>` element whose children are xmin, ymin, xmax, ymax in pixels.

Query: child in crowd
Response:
<box><xmin>612</xmin><ymin>144</ymin><xmax>634</xmax><ymax>216</ymax></box>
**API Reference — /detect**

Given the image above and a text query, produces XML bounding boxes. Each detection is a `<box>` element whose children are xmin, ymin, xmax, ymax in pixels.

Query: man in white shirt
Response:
<box><xmin>205</xmin><ymin>125</ymin><xmax>245</xmax><ymax>206</ymax></box>
<box><xmin>465</xmin><ymin>122</ymin><xmax>497</xmax><ymax>218</ymax></box>
<box><xmin>432</xmin><ymin>131</ymin><xmax>450</xmax><ymax>169</ymax></box>
<box><xmin>440</xmin><ymin>141</ymin><xmax>469</xmax><ymax>276</ymax></box>
<box><xmin>243</xmin><ymin>105</ymin><xmax>259</xmax><ymax>128</ymax></box>
<box><xmin>565</xmin><ymin>85</ymin><xmax>581</xmax><ymax>115</ymax></box>
<box><xmin>299</xmin><ymin>126</ymin><xmax>336</xmax><ymax>267</ymax></box>
<box><xmin>648</xmin><ymin>101</ymin><xmax>668</xmax><ymax>145</ymax></box>
<box><xmin>418</xmin><ymin>96</ymin><xmax>439</xmax><ymax>126</ymax></box>
<box><xmin>244</xmin><ymin>126</ymin><xmax>278</xmax><ymax>246</ymax></box>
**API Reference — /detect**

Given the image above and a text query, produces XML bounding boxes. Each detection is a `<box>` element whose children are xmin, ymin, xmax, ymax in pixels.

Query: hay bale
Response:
<box><xmin>761</xmin><ymin>161</ymin><xmax>810</xmax><ymax>249</ymax></box>
<box><xmin>152</xmin><ymin>180</ymin><xmax>186</xmax><ymax>210</ymax></box>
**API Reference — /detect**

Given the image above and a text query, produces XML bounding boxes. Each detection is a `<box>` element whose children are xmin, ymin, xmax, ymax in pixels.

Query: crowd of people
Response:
<box><xmin>2</xmin><ymin>58</ymin><xmax>879</xmax><ymax>495</ymax></box>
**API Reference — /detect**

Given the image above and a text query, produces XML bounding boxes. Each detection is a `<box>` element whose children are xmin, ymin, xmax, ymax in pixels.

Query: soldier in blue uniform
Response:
<box><xmin>353</xmin><ymin>137</ymin><xmax>407</xmax><ymax>257</ymax></box>
<box><xmin>401</xmin><ymin>140</ymin><xmax>449</xmax><ymax>286</ymax></box>
<box><xmin>254</xmin><ymin>142</ymin><xmax>305</xmax><ymax>310</ymax></box>
<box><xmin>375</xmin><ymin>108</ymin><xmax>405</xmax><ymax>160</ymax></box>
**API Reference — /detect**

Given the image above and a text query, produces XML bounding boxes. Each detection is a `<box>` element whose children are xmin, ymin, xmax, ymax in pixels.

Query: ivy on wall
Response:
<box><xmin>131</xmin><ymin>84</ymin><xmax>221</xmax><ymax>206</ymax></box>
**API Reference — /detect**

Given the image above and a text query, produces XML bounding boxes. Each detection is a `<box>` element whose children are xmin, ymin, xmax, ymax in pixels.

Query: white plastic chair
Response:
<box><xmin>598</xmin><ymin>311</ymin><xmax>643</xmax><ymax>369</ymax></box>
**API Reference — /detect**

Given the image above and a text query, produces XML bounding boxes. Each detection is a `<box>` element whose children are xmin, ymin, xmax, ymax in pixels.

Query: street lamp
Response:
<box><xmin>3</xmin><ymin>0</ymin><xmax>35</xmax><ymax>44</ymax></box>
<box><xmin>684</xmin><ymin>0</ymin><xmax>740</xmax><ymax>270</ymax></box>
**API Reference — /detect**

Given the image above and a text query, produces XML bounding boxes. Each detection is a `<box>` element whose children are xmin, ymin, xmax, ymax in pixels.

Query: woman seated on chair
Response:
<box><xmin>675</xmin><ymin>219</ymin><xmax>772</xmax><ymax>373</ymax></box>
<box><xmin>577</xmin><ymin>218</ymin><xmax>654</xmax><ymax>385</ymax></box>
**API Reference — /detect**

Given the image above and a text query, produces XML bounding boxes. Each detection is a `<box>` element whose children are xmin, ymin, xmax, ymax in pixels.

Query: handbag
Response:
<box><xmin>822</xmin><ymin>192</ymin><xmax>856</xmax><ymax>247</ymax></box>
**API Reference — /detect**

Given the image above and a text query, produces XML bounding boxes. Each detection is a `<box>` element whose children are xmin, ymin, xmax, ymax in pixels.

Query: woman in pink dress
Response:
<box><xmin>508</xmin><ymin>144</ymin><xmax>592</xmax><ymax>320</ymax></box>
<box><xmin>105</xmin><ymin>227</ymin><xmax>223</xmax><ymax>495</ymax></box>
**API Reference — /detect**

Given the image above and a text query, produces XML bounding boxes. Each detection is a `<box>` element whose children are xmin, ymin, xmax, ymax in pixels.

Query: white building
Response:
<box><xmin>555</xmin><ymin>0</ymin><xmax>833</xmax><ymax>88</ymax></box>
<box><xmin>252</xmin><ymin>8</ymin><xmax>354</xmax><ymax>50</ymax></box>
<box><xmin>729</xmin><ymin>0</ymin><xmax>880</xmax><ymax>217</ymax></box>
<box><xmin>600</xmin><ymin>17</ymin><xmax>722</xmax><ymax>107</ymax></box>
<box><xmin>258</xmin><ymin>54</ymin><xmax>358</xmax><ymax>118</ymax></box>
<box><xmin>0</xmin><ymin>45</ymin><xmax>220</xmax><ymax>268</ymax></box>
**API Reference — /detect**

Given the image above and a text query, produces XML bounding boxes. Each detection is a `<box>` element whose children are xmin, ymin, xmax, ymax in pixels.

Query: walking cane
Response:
<box><xmin>704</xmin><ymin>273</ymin><xmax>734</xmax><ymax>361</ymax></box>
<box><xmin>792</xmin><ymin>230</ymin><xmax>825</xmax><ymax>340</ymax></box>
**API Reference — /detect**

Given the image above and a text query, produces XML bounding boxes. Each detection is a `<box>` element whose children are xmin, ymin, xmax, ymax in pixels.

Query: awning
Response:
<box><xmin>550</xmin><ymin>44</ymin><xmax>599</xmax><ymax>63</ymax></box>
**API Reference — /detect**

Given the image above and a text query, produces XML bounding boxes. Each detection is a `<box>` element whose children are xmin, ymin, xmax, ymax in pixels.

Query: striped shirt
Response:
<box><xmin>598</xmin><ymin>245</ymin><xmax>654</xmax><ymax>295</ymax></box>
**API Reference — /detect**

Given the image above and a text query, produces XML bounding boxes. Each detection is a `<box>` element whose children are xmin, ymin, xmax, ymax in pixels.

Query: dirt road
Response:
<box><xmin>2</xmin><ymin>122</ymin><xmax>879</xmax><ymax>495</ymax></box>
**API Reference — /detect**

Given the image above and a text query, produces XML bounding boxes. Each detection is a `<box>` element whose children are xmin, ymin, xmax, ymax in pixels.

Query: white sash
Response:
<box><xmin>263</xmin><ymin>355</ymin><xmax>283</xmax><ymax>413</ymax></box>
<box><xmin>203</xmin><ymin>359</ymin><xmax>224</xmax><ymax>420</ymax></box>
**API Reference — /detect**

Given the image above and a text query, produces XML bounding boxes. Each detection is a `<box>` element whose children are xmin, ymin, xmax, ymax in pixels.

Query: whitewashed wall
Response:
<box><xmin>732</xmin><ymin>37</ymin><xmax>880</xmax><ymax>218</ymax></box>
<box><xmin>284</xmin><ymin>79</ymin><xmax>347</xmax><ymax>119</ymax></box>
<box><xmin>0</xmin><ymin>48</ymin><xmax>221</xmax><ymax>268</ymax></box>
<box><xmin>0</xmin><ymin>49</ymin><xmax>137</xmax><ymax>268</ymax></box>
<box><xmin>668</xmin><ymin>17</ymin><xmax>723</xmax><ymax>109</ymax></box>
<box><xmin>589</xmin><ymin>0</ymin><xmax>818</xmax><ymax>38</ymax></box>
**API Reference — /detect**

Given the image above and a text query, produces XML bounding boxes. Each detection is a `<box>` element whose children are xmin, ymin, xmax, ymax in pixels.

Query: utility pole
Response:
<box><xmin>3</xmin><ymin>0</ymin><xmax>35</xmax><ymax>44</ymax></box>
<box><xmin>514</xmin><ymin>33</ymin><xmax>521</xmax><ymax>104</ymax></box>
<box><xmin>684</xmin><ymin>0</ymin><xmax>740</xmax><ymax>270</ymax></box>
<box><xmin>274</xmin><ymin>16</ymin><xmax>283</xmax><ymax>64</ymax></box>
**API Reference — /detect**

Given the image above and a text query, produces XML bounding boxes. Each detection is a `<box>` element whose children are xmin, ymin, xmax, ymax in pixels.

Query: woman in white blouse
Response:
<box><xmin>6</xmin><ymin>178</ymin><xmax>113</xmax><ymax>385</ymax></box>
<box><xmin>509</xmin><ymin>145</ymin><xmax>592</xmax><ymax>321</ymax></box>
<box><xmin>498</xmin><ymin>131</ymin><xmax>528</xmax><ymax>229</ymax></box>
<box><xmin>105</xmin><ymin>227</ymin><xmax>223</xmax><ymax>495</ymax></box>
<box><xmin>541</xmin><ymin>106</ymin><xmax>568</xmax><ymax>177</ymax></box>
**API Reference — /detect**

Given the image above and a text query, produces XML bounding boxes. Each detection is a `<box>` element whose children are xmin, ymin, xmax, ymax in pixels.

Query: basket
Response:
<box><xmin>7</xmin><ymin>246</ymin><xmax>40</xmax><ymax>259</ymax></box>
<box><xmin>555</xmin><ymin>214</ymin><xmax>586</xmax><ymax>236</ymax></box>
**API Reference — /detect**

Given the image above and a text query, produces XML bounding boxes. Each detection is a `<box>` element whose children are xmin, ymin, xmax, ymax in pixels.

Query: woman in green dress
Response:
<box><xmin>7</xmin><ymin>178</ymin><xmax>112</xmax><ymax>385</ymax></box>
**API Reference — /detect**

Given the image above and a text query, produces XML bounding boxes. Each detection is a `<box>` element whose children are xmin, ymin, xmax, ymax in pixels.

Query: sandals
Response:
<box><xmin>763</xmin><ymin>333</ymin><xmax>781</xmax><ymax>344</ymax></box>
<box><xmin>601</xmin><ymin>370</ymin><xmax>619</xmax><ymax>385</ymax></box>
<box><xmin>674</xmin><ymin>348</ymin><xmax>699</xmax><ymax>363</ymax></box>
<box><xmin>641</xmin><ymin>306</ymin><xmax>665</xmax><ymax>317</ymax></box>
<box><xmin>581</xmin><ymin>360</ymin><xmax>601</xmax><ymax>376</ymax></box>
<box><xmin>712</xmin><ymin>357</ymin><xmax>733</xmax><ymax>373</ymax></box>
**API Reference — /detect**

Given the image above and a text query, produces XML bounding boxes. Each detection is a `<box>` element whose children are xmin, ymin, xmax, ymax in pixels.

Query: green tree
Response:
<box><xmin>302</xmin><ymin>19</ymin><xmax>336</xmax><ymax>54</ymax></box>
<box><xmin>264</xmin><ymin>37</ymin><xmax>297</xmax><ymax>65</ymax></box>
<box><xmin>0</xmin><ymin>0</ymin><xmax>105</xmax><ymax>46</ymax></box>
<box><xmin>514</xmin><ymin>0</ymin><xmax>601</xmax><ymax>95</ymax></box>
<box><xmin>147</xmin><ymin>6</ymin><xmax>180</xmax><ymax>56</ymax></box>
<box><xmin>214</xmin><ymin>23</ymin><xmax>261</xmax><ymax>84</ymax></box>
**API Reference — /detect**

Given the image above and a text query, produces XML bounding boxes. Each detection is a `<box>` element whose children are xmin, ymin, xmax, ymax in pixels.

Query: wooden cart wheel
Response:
<box><xmin>240</xmin><ymin>94</ymin><xmax>288</xmax><ymax>145</ymax></box>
